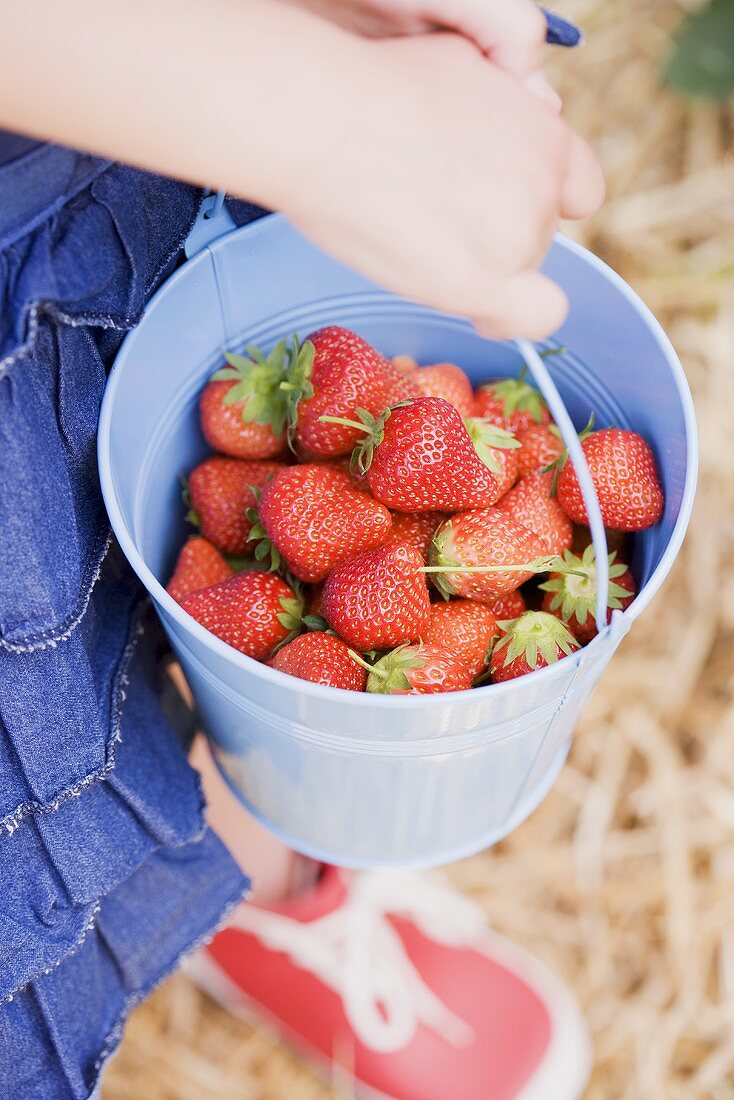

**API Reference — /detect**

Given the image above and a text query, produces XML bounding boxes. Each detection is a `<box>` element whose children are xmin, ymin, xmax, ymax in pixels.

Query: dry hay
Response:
<box><xmin>103</xmin><ymin>2</ymin><xmax>734</xmax><ymax>1097</ymax></box>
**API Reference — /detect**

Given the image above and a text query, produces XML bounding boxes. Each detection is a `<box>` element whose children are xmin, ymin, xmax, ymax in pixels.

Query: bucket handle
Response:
<box><xmin>514</xmin><ymin>338</ymin><xmax>609</xmax><ymax>634</ymax></box>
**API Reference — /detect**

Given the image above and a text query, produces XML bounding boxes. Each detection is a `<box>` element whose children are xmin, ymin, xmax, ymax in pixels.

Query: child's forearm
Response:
<box><xmin>0</xmin><ymin>0</ymin><xmax>357</xmax><ymax>207</ymax></box>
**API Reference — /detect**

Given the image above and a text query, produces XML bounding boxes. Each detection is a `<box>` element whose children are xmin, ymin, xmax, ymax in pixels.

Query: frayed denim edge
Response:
<box><xmin>0</xmin><ymin>599</ymin><xmax>144</xmax><ymax>836</ymax></box>
<box><xmin>91</xmin><ymin>881</ymin><xmax>250</xmax><ymax>1086</ymax></box>
<box><xmin>1</xmin><ymin>902</ymin><xmax>102</xmax><ymax>1007</ymax></box>
<box><xmin>0</xmin><ymin>528</ymin><xmax>113</xmax><ymax>655</ymax></box>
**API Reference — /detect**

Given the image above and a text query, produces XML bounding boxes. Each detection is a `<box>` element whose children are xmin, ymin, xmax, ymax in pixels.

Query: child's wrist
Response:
<box><xmin>212</xmin><ymin>1</ymin><xmax>369</xmax><ymax>211</ymax></box>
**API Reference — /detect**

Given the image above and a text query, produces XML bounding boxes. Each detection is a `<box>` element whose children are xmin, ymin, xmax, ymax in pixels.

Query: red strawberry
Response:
<box><xmin>516</xmin><ymin>422</ymin><xmax>563</xmax><ymax>478</ymax></box>
<box><xmin>187</xmin><ymin>456</ymin><xmax>282</xmax><ymax>555</ymax></box>
<box><xmin>254</xmin><ymin>465</ymin><xmax>392</xmax><ymax>583</ymax></box>
<box><xmin>285</xmin><ymin>327</ymin><xmax>404</xmax><ymax>458</ymax></box>
<box><xmin>464</xmin><ymin>419</ymin><xmax>521</xmax><ymax>498</ymax></box>
<box><xmin>540</xmin><ymin>547</ymin><xmax>636</xmax><ymax>644</ymax></box>
<box><xmin>423</xmin><ymin>600</ymin><xmax>500</xmax><ymax>679</ymax></box>
<box><xmin>339</xmin><ymin>397</ymin><xmax>507</xmax><ymax>512</ymax></box>
<box><xmin>199</xmin><ymin>342</ymin><xmax>290</xmax><ymax>460</ymax></box>
<box><xmin>166</xmin><ymin>537</ymin><xmax>234</xmax><ymax>603</ymax></box>
<box><xmin>496</xmin><ymin>472</ymin><xmax>573</xmax><ymax>557</ymax></box>
<box><xmin>474</xmin><ymin>369</ymin><xmax>550</xmax><ymax>434</ymax></box>
<box><xmin>489</xmin><ymin>611</ymin><xmax>580</xmax><ymax>682</ymax></box>
<box><xmin>321</xmin><ymin>542</ymin><xmax>431</xmax><ymax>651</ymax></box>
<box><xmin>271</xmin><ymin>632</ymin><xmax>367</xmax><ymax>691</ymax></box>
<box><xmin>311</xmin><ymin>455</ymin><xmax>368</xmax><ymax>488</ymax></box>
<box><xmin>427</xmin><ymin>508</ymin><xmax>549</xmax><ymax>602</ymax></box>
<box><xmin>483</xmin><ymin>589</ymin><xmax>527</xmax><ymax>619</ymax></box>
<box><xmin>557</xmin><ymin>429</ymin><xmax>664</xmax><ymax>531</ymax></box>
<box><xmin>382</xmin><ymin>359</ymin><xmax>422</xmax><ymax>403</ymax></box>
<box><xmin>388</xmin><ymin>511</ymin><xmax>446</xmax><ymax>560</ymax></box>
<box><xmin>414</xmin><ymin>363</ymin><xmax>475</xmax><ymax>418</ymax></box>
<box><xmin>391</xmin><ymin>354</ymin><xmax>418</xmax><ymax>374</ymax></box>
<box><xmin>180</xmin><ymin>572</ymin><xmax>301</xmax><ymax>660</ymax></box>
<box><xmin>356</xmin><ymin>643</ymin><xmax>472</xmax><ymax>695</ymax></box>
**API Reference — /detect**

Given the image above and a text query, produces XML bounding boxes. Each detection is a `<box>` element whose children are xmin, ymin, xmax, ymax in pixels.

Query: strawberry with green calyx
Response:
<box><xmin>200</xmin><ymin>340</ymin><xmax>292</xmax><ymax>460</ymax></box>
<box><xmin>281</xmin><ymin>326</ymin><xmax>408</xmax><ymax>459</ymax></box>
<box><xmin>321</xmin><ymin>542</ymin><xmax>431</xmax><ymax>651</ymax></box>
<box><xmin>557</xmin><ymin>428</ymin><xmax>664</xmax><ymax>532</ymax></box>
<box><xmin>516</xmin><ymin>422</ymin><xmax>564</xmax><ymax>478</ymax></box>
<box><xmin>425</xmin><ymin>508</ymin><xmax>552</xmax><ymax>602</ymax></box>
<box><xmin>539</xmin><ymin>546</ymin><xmax>636</xmax><ymax>644</ymax></box>
<box><xmin>321</xmin><ymin>397</ymin><xmax>506</xmax><ymax>512</ymax></box>
<box><xmin>464</xmin><ymin>418</ymin><xmax>521</xmax><ymax>498</ymax></box>
<box><xmin>350</xmin><ymin>643</ymin><xmax>473</xmax><ymax>695</ymax></box>
<box><xmin>423</xmin><ymin>600</ymin><xmax>500</xmax><ymax>679</ymax></box>
<box><xmin>414</xmin><ymin>362</ymin><xmax>475</xmax><ymax>418</ymax></box>
<box><xmin>187</xmin><ymin>456</ymin><xmax>282</xmax><ymax>556</ymax></box>
<box><xmin>496</xmin><ymin>471</ymin><xmax>573</xmax><ymax>557</ymax></box>
<box><xmin>271</xmin><ymin>632</ymin><xmax>367</xmax><ymax>691</ymax></box>
<box><xmin>180</xmin><ymin>571</ymin><xmax>303</xmax><ymax>660</ymax></box>
<box><xmin>473</xmin><ymin>367</ymin><xmax>550</xmax><ymax>434</ymax></box>
<box><xmin>166</xmin><ymin>536</ymin><xmax>234</xmax><ymax>603</ymax></box>
<box><xmin>251</xmin><ymin>465</ymin><xmax>392</xmax><ymax>583</ymax></box>
<box><xmin>489</xmin><ymin>611</ymin><xmax>581</xmax><ymax>682</ymax></box>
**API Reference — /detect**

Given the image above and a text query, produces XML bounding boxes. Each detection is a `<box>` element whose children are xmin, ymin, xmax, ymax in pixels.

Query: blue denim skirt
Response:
<box><xmin>0</xmin><ymin>143</ymin><xmax>262</xmax><ymax>1099</ymax></box>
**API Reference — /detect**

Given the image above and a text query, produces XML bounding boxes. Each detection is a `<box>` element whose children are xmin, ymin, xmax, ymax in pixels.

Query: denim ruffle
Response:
<box><xmin>0</xmin><ymin>148</ymin><xmax>251</xmax><ymax>1098</ymax></box>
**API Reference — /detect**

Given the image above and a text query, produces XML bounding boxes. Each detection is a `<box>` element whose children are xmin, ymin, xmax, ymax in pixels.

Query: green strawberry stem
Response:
<box><xmin>420</xmin><ymin>555</ymin><xmax>586</xmax><ymax>578</ymax></box>
<box><xmin>543</xmin><ymin>412</ymin><xmax>596</xmax><ymax>494</ymax></box>
<box><xmin>348</xmin><ymin>649</ymin><xmax>382</xmax><ymax>675</ymax></box>
<box><xmin>318</xmin><ymin>407</ymin><xmax>395</xmax><ymax>476</ymax></box>
<box><xmin>318</xmin><ymin>415</ymin><xmax>370</xmax><ymax>433</ymax></box>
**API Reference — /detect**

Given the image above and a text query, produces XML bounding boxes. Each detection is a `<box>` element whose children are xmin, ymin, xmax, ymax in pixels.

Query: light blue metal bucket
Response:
<box><xmin>98</xmin><ymin>205</ymin><xmax>697</xmax><ymax>868</ymax></box>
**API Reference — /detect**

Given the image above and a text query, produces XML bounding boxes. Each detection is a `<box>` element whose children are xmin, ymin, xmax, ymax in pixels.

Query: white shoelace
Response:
<box><xmin>231</xmin><ymin>869</ymin><xmax>486</xmax><ymax>1053</ymax></box>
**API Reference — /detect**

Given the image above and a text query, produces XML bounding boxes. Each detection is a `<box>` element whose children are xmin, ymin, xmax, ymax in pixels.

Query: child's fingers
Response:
<box><xmin>428</xmin><ymin>0</ymin><xmax>547</xmax><ymax>79</ymax></box>
<box><xmin>473</xmin><ymin>270</ymin><xmax>569</xmax><ymax>341</ymax></box>
<box><xmin>560</xmin><ymin>132</ymin><xmax>606</xmax><ymax>220</ymax></box>
<box><xmin>523</xmin><ymin>70</ymin><xmax>563</xmax><ymax>112</ymax></box>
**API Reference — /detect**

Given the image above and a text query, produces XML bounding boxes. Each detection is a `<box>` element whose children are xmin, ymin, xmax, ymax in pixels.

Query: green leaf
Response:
<box><xmin>210</xmin><ymin>367</ymin><xmax>241</xmax><ymax>383</ymax></box>
<box><xmin>665</xmin><ymin>0</ymin><xmax>734</xmax><ymax>100</ymax></box>
<box><xmin>225</xmin><ymin>555</ymin><xmax>260</xmax><ymax>573</ymax></box>
<box><xmin>303</xmin><ymin>614</ymin><xmax>329</xmax><ymax>632</ymax></box>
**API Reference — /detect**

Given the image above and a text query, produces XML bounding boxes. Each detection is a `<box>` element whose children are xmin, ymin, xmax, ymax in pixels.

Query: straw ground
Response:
<box><xmin>104</xmin><ymin>2</ymin><xmax>734</xmax><ymax>1097</ymax></box>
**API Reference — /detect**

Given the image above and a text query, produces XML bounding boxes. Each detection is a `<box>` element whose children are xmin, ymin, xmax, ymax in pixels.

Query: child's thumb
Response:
<box><xmin>472</xmin><ymin>271</ymin><xmax>569</xmax><ymax>341</ymax></box>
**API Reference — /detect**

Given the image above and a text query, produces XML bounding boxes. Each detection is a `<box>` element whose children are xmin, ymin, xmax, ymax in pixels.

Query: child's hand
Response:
<box><xmin>0</xmin><ymin>0</ymin><xmax>602</xmax><ymax>338</ymax></box>
<box><xmin>285</xmin><ymin>0</ymin><xmax>560</xmax><ymax>107</ymax></box>
<box><xmin>276</xmin><ymin>32</ymin><xmax>603</xmax><ymax>339</ymax></box>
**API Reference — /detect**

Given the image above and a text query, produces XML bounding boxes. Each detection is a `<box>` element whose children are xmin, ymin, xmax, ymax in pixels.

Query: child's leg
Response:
<box><xmin>189</xmin><ymin>735</ymin><xmax>318</xmax><ymax>904</ymax></box>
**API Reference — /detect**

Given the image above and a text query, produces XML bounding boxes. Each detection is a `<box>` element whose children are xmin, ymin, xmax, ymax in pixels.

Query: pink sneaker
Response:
<box><xmin>186</xmin><ymin>867</ymin><xmax>591</xmax><ymax>1100</ymax></box>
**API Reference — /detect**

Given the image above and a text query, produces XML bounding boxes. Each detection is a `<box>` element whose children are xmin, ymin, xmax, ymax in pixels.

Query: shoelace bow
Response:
<box><xmin>231</xmin><ymin>869</ymin><xmax>486</xmax><ymax>1053</ymax></box>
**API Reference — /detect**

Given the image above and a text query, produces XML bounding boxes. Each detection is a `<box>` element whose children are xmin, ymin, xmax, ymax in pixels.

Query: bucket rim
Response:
<box><xmin>98</xmin><ymin>214</ymin><xmax>698</xmax><ymax>709</ymax></box>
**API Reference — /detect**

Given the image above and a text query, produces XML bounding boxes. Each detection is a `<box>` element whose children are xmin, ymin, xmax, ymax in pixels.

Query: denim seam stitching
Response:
<box><xmin>0</xmin><ymin>528</ymin><xmax>113</xmax><ymax>655</ymax></box>
<box><xmin>0</xmin><ymin>602</ymin><xmax>145</xmax><ymax>836</ymax></box>
<box><xmin>0</xmin><ymin>301</ymin><xmax>41</xmax><ymax>382</ymax></box>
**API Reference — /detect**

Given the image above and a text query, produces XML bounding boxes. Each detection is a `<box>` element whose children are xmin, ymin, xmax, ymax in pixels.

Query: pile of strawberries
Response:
<box><xmin>167</xmin><ymin>326</ymin><xmax>664</xmax><ymax>695</ymax></box>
